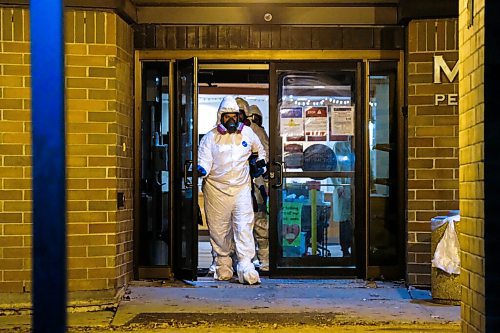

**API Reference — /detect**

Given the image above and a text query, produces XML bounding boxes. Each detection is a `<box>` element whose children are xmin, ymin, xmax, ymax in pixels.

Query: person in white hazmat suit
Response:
<box><xmin>248</xmin><ymin>104</ymin><xmax>270</xmax><ymax>271</ymax></box>
<box><xmin>332</xmin><ymin>141</ymin><xmax>354</xmax><ymax>257</ymax></box>
<box><xmin>198</xmin><ymin>96</ymin><xmax>266</xmax><ymax>284</ymax></box>
<box><xmin>207</xmin><ymin>96</ymin><xmax>257</xmax><ymax>276</ymax></box>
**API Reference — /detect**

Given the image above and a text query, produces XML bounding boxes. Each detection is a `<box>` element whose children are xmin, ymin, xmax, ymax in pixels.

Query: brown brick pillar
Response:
<box><xmin>407</xmin><ymin>19</ymin><xmax>459</xmax><ymax>287</ymax></box>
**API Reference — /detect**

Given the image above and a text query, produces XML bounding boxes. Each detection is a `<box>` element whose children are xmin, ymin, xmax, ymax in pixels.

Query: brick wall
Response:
<box><xmin>65</xmin><ymin>10</ymin><xmax>134</xmax><ymax>293</ymax></box>
<box><xmin>458</xmin><ymin>1</ymin><xmax>485</xmax><ymax>332</ymax></box>
<box><xmin>0</xmin><ymin>7</ymin><xmax>31</xmax><ymax>295</ymax></box>
<box><xmin>114</xmin><ymin>17</ymin><xmax>134</xmax><ymax>289</ymax></box>
<box><xmin>0</xmin><ymin>7</ymin><xmax>134</xmax><ymax>302</ymax></box>
<box><xmin>407</xmin><ymin>19</ymin><xmax>459</xmax><ymax>286</ymax></box>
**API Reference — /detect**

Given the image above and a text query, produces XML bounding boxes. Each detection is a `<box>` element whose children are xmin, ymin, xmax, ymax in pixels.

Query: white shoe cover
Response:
<box><xmin>208</xmin><ymin>263</ymin><xmax>216</xmax><ymax>276</ymax></box>
<box><xmin>237</xmin><ymin>262</ymin><xmax>261</xmax><ymax>285</ymax></box>
<box><xmin>214</xmin><ymin>265</ymin><xmax>233</xmax><ymax>281</ymax></box>
<box><xmin>252</xmin><ymin>259</ymin><xmax>261</xmax><ymax>268</ymax></box>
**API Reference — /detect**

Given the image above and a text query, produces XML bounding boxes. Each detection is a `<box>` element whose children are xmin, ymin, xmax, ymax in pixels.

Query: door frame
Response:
<box><xmin>172</xmin><ymin>57</ymin><xmax>200</xmax><ymax>280</ymax></box>
<box><xmin>134</xmin><ymin>49</ymin><xmax>404</xmax><ymax>280</ymax></box>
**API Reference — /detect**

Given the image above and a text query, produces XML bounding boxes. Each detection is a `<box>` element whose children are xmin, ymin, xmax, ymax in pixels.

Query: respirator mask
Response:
<box><xmin>222</xmin><ymin>113</ymin><xmax>239</xmax><ymax>134</ymax></box>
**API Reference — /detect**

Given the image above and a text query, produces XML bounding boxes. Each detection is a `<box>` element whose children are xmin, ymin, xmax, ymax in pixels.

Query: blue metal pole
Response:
<box><xmin>30</xmin><ymin>1</ymin><xmax>67</xmax><ymax>332</ymax></box>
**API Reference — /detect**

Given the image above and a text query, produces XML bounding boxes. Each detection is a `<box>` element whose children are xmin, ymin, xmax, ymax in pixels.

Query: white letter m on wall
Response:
<box><xmin>433</xmin><ymin>55</ymin><xmax>459</xmax><ymax>84</ymax></box>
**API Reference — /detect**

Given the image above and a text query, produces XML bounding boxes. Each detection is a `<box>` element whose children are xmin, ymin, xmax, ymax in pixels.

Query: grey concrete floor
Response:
<box><xmin>0</xmin><ymin>278</ymin><xmax>461</xmax><ymax>332</ymax></box>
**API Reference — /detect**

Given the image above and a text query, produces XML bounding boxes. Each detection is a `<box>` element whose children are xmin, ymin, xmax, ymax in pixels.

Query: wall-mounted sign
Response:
<box><xmin>433</xmin><ymin>55</ymin><xmax>458</xmax><ymax>106</ymax></box>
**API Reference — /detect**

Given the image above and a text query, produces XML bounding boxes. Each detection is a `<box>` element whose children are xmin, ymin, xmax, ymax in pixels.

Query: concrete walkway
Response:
<box><xmin>0</xmin><ymin>278</ymin><xmax>461</xmax><ymax>332</ymax></box>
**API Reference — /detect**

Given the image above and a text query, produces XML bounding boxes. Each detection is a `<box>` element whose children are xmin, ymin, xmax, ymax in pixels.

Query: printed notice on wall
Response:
<box><xmin>282</xmin><ymin>202</ymin><xmax>302</xmax><ymax>247</ymax></box>
<box><xmin>280</xmin><ymin>107</ymin><xmax>304</xmax><ymax>139</ymax></box>
<box><xmin>305</xmin><ymin>106</ymin><xmax>328</xmax><ymax>140</ymax></box>
<box><xmin>331</xmin><ymin>106</ymin><xmax>354</xmax><ymax>136</ymax></box>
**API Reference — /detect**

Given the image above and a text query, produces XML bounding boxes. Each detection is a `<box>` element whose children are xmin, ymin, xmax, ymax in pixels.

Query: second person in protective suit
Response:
<box><xmin>248</xmin><ymin>104</ymin><xmax>270</xmax><ymax>272</ymax></box>
<box><xmin>198</xmin><ymin>96</ymin><xmax>267</xmax><ymax>285</ymax></box>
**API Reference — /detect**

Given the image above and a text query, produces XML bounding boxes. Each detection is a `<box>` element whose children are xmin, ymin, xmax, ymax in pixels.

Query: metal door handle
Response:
<box><xmin>272</xmin><ymin>161</ymin><xmax>283</xmax><ymax>188</ymax></box>
<box><xmin>183</xmin><ymin>159</ymin><xmax>193</xmax><ymax>188</ymax></box>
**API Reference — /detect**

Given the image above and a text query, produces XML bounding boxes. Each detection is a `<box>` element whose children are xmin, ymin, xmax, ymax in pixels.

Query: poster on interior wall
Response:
<box><xmin>305</xmin><ymin>106</ymin><xmax>328</xmax><ymax>141</ymax></box>
<box><xmin>284</xmin><ymin>143</ymin><xmax>303</xmax><ymax>169</ymax></box>
<box><xmin>280</xmin><ymin>107</ymin><xmax>304</xmax><ymax>141</ymax></box>
<box><xmin>331</xmin><ymin>106</ymin><xmax>354</xmax><ymax>136</ymax></box>
<box><xmin>302</xmin><ymin>144</ymin><xmax>337</xmax><ymax>171</ymax></box>
<box><xmin>282</xmin><ymin>201</ymin><xmax>302</xmax><ymax>247</ymax></box>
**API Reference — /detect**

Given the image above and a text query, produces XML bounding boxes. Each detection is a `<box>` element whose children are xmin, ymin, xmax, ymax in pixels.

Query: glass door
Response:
<box><xmin>367</xmin><ymin>61</ymin><xmax>405</xmax><ymax>279</ymax></box>
<box><xmin>172</xmin><ymin>58</ymin><xmax>199</xmax><ymax>280</ymax></box>
<box><xmin>269</xmin><ymin>62</ymin><xmax>363</xmax><ymax>277</ymax></box>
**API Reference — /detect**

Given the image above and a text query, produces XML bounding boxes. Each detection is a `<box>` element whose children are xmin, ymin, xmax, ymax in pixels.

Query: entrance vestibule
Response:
<box><xmin>134</xmin><ymin>51</ymin><xmax>405</xmax><ymax>281</ymax></box>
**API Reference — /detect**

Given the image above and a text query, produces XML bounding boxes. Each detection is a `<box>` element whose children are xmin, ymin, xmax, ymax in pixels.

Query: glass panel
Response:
<box><xmin>274</xmin><ymin>68</ymin><xmax>356</xmax><ymax>268</ymax></box>
<box><xmin>278</xmin><ymin>71</ymin><xmax>355</xmax><ymax>173</ymax></box>
<box><xmin>139</xmin><ymin>62</ymin><xmax>170</xmax><ymax>266</ymax></box>
<box><xmin>368</xmin><ymin>69</ymin><xmax>398</xmax><ymax>265</ymax></box>
<box><xmin>278</xmin><ymin>177</ymin><xmax>354</xmax><ymax>261</ymax></box>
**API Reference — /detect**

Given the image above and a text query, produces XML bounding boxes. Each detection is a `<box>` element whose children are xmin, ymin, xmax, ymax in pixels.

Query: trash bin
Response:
<box><xmin>430</xmin><ymin>211</ymin><xmax>461</xmax><ymax>305</ymax></box>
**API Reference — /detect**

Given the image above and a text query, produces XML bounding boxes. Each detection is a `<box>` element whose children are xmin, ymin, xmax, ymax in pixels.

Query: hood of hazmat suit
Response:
<box><xmin>249</xmin><ymin>104</ymin><xmax>263</xmax><ymax>118</ymax></box>
<box><xmin>216</xmin><ymin>96</ymin><xmax>244</xmax><ymax>134</ymax></box>
<box><xmin>248</xmin><ymin>105</ymin><xmax>269</xmax><ymax>160</ymax></box>
<box><xmin>236</xmin><ymin>97</ymin><xmax>252</xmax><ymax>126</ymax></box>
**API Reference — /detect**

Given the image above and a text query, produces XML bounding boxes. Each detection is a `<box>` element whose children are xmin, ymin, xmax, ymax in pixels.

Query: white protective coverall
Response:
<box><xmin>208</xmin><ymin>97</ymin><xmax>254</xmax><ymax>275</ymax></box>
<box><xmin>332</xmin><ymin>141</ymin><xmax>354</xmax><ymax>256</ymax></box>
<box><xmin>248</xmin><ymin>104</ymin><xmax>270</xmax><ymax>271</ymax></box>
<box><xmin>198</xmin><ymin>96</ymin><xmax>266</xmax><ymax>284</ymax></box>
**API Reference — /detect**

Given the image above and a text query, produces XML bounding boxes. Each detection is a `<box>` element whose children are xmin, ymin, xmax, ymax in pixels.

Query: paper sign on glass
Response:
<box><xmin>280</xmin><ymin>107</ymin><xmax>304</xmax><ymax>137</ymax></box>
<box><xmin>331</xmin><ymin>106</ymin><xmax>354</xmax><ymax>136</ymax></box>
<box><xmin>305</xmin><ymin>106</ymin><xmax>328</xmax><ymax>139</ymax></box>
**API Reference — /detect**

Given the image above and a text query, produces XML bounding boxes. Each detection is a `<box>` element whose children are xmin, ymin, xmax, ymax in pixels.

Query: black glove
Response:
<box><xmin>251</xmin><ymin>166</ymin><xmax>265</xmax><ymax>178</ymax></box>
<box><xmin>249</xmin><ymin>157</ymin><xmax>266</xmax><ymax>178</ymax></box>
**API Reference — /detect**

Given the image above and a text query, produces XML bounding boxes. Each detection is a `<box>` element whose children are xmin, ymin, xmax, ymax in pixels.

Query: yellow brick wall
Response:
<box><xmin>0</xmin><ymin>7</ymin><xmax>32</xmax><ymax>295</ymax></box>
<box><xmin>0</xmin><ymin>7</ymin><xmax>134</xmax><ymax>299</ymax></box>
<box><xmin>407</xmin><ymin>19</ymin><xmax>459</xmax><ymax>286</ymax></box>
<box><xmin>114</xmin><ymin>16</ymin><xmax>134</xmax><ymax>289</ymax></box>
<box><xmin>458</xmin><ymin>0</ymin><xmax>485</xmax><ymax>332</ymax></box>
